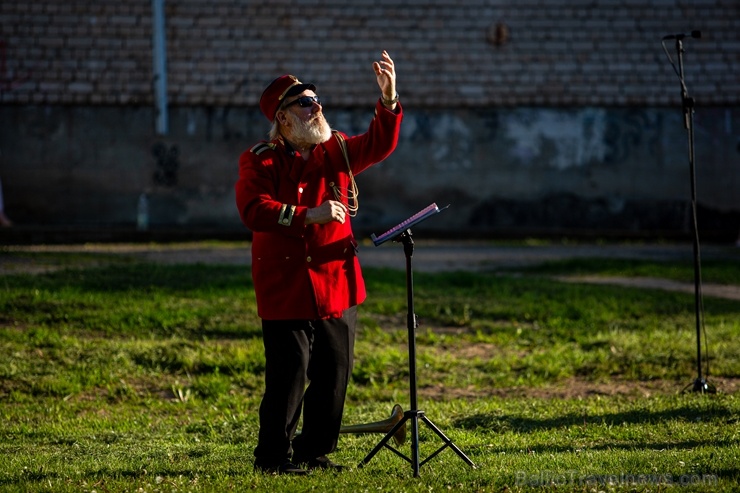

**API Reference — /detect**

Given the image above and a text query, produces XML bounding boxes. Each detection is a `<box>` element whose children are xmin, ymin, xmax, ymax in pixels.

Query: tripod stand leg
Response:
<box><xmin>358</xmin><ymin>416</ymin><xmax>410</xmax><ymax>467</ymax></box>
<box><xmin>420</xmin><ymin>415</ymin><xmax>476</xmax><ymax>468</ymax></box>
<box><xmin>683</xmin><ymin>377</ymin><xmax>717</xmax><ymax>394</ymax></box>
<box><xmin>357</xmin><ymin>410</ymin><xmax>475</xmax><ymax>474</ymax></box>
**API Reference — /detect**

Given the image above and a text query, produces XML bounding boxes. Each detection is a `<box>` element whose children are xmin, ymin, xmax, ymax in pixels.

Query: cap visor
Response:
<box><xmin>284</xmin><ymin>83</ymin><xmax>316</xmax><ymax>99</ymax></box>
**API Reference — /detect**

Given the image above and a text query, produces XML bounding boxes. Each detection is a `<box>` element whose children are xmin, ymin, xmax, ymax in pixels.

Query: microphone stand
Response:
<box><xmin>670</xmin><ymin>36</ymin><xmax>716</xmax><ymax>394</ymax></box>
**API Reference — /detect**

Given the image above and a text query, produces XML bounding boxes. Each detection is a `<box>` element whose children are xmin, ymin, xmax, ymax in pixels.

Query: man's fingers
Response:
<box><xmin>334</xmin><ymin>202</ymin><xmax>347</xmax><ymax>223</ymax></box>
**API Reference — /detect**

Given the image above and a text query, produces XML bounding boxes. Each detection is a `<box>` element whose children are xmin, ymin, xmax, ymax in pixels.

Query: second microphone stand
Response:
<box><xmin>668</xmin><ymin>36</ymin><xmax>716</xmax><ymax>394</ymax></box>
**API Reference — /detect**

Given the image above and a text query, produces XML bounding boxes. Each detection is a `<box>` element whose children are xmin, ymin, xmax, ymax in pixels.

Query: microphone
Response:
<box><xmin>662</xmin><ymin>30</ymin><xmax>701</xmax><ymax>41</ymax></box>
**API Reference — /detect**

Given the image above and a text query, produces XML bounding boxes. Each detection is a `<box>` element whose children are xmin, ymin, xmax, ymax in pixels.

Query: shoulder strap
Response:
<box><xmin>250</xmin><ymin>142</ymin><xmax>276</xmax><ymax>156</ymax></box>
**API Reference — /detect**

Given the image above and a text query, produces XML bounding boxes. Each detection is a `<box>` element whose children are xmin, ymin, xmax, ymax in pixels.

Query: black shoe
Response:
<box><xmin>254</xmin><ymin>460</ymin><xmax>309</xmax><ymax>476</ymax></box>
<box><xmin>294</xmin><ymin>455</ymin><xmax>346</xmax><ymax>472</ymax></box>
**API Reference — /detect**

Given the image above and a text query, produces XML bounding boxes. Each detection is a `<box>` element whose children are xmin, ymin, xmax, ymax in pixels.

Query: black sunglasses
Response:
<box><xmin>283</xmin><ymin>95</ymin><xmax>321</xmax><ymax>109</ymax></box>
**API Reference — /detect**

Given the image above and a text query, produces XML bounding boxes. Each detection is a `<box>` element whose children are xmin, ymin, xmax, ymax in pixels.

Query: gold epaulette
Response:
<box><xmin>250</xmin><ymin>142</ymin><xmax>276</xmax><ymax>155</ymax></box>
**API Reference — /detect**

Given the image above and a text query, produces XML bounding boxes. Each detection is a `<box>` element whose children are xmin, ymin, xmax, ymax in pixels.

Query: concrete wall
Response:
<box><xmin>1</xmin><ymin>104</ymin><xmax>737</xmax><ymax>239</ymax></box>
<box><xmin>1</xmin><ymin>0</ymin><xmax>739</xmax><ymax>239</ymax></box>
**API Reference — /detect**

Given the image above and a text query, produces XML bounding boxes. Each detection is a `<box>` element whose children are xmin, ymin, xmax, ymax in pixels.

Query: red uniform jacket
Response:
<box><xmin>235</xmin><ymin>101</ymin><xmax>403</xmax><ymax>320</ymax></box>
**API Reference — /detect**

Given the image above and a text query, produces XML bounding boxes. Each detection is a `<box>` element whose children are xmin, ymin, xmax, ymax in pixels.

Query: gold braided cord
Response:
<box><xmin>333</xmin><ymin>132</ymin><xmax>359</xmax><ymax>217</ymax></box>
<box><xmin>332</xmin><ymin>177</ymin><xmax>359</xmax><ymax>217</ymax></box>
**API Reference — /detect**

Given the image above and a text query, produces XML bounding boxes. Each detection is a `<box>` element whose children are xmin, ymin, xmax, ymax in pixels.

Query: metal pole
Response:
<box><xmin>402</xmin><ymin>231</ymin><xmax>421</xmax><ymax>477</ymax></box>
<box><xmin>152</xmin><ymin>0</ymin><xmax>168</xmax><ymax>135</ymax></box>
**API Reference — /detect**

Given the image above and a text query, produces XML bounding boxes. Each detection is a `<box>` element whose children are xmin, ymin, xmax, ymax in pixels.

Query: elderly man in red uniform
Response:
<box><xmin>235</xmin><ymin>51</ymin><xmax>402</xmax><ymax>475</ymax></box>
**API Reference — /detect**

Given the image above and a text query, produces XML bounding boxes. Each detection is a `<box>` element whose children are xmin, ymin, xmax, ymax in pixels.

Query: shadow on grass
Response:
<box><xmin>462</xmin><ymin>438</ymin><xmax>738</xmax><ymax>457</ymax></box>
<box><xmin>456</xmin><ymin>402</ymin><xmax>737</xmax><ymax>435</ymax></box>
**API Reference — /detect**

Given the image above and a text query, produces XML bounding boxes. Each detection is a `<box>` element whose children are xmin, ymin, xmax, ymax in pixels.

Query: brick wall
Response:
<box><xmin>2</xmin><ymin>0</ymin><xmax>738</xmax><ymax>107</ymax></box>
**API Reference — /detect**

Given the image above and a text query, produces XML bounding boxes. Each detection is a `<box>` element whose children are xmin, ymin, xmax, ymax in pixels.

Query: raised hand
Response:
<box><xmin>373</xmin><ymin>50</ymin><xmax>397</xmax><ymax>108</ymax></box>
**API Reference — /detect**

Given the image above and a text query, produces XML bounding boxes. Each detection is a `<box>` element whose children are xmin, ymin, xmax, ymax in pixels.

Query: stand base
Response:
<box><xmin>357</xmin><ymin>409</ymin><xmax>475</xmax><ymax>476</ymax></box>
<box><xmin>682</xmin><ymin>377</ymin><xmax>717</xmax><ymax>394</ymax></box>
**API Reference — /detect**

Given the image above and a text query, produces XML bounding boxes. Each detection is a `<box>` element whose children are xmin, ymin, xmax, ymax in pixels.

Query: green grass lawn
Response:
<box><xmin>1</xmin><ymin>245</ymin><xmax>739</xmax><ymax>492</ymax></box>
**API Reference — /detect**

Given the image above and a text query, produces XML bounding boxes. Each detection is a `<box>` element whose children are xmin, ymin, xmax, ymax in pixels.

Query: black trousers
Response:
<box><xmin>254</xmin><ymin>306</ymin><xmax>357</xmax><ymax>466</ymax></box>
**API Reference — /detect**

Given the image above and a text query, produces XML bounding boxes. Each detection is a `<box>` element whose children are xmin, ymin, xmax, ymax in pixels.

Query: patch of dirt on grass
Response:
<box><xmin>420</xmin><ymin>376</ymin><xmax>739</xmax><ymax>401</ymax></box>
<box><xmin>557</xmin><ymin>275</ymin><xmax>740</xmax><ymax>301</ymax></box>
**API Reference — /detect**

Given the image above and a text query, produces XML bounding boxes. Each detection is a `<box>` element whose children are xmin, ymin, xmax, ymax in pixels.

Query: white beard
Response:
<box><xmin>286</xmin><ymin>111</ymin><xmax>333</xmax><ymax>146</ymax></box>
